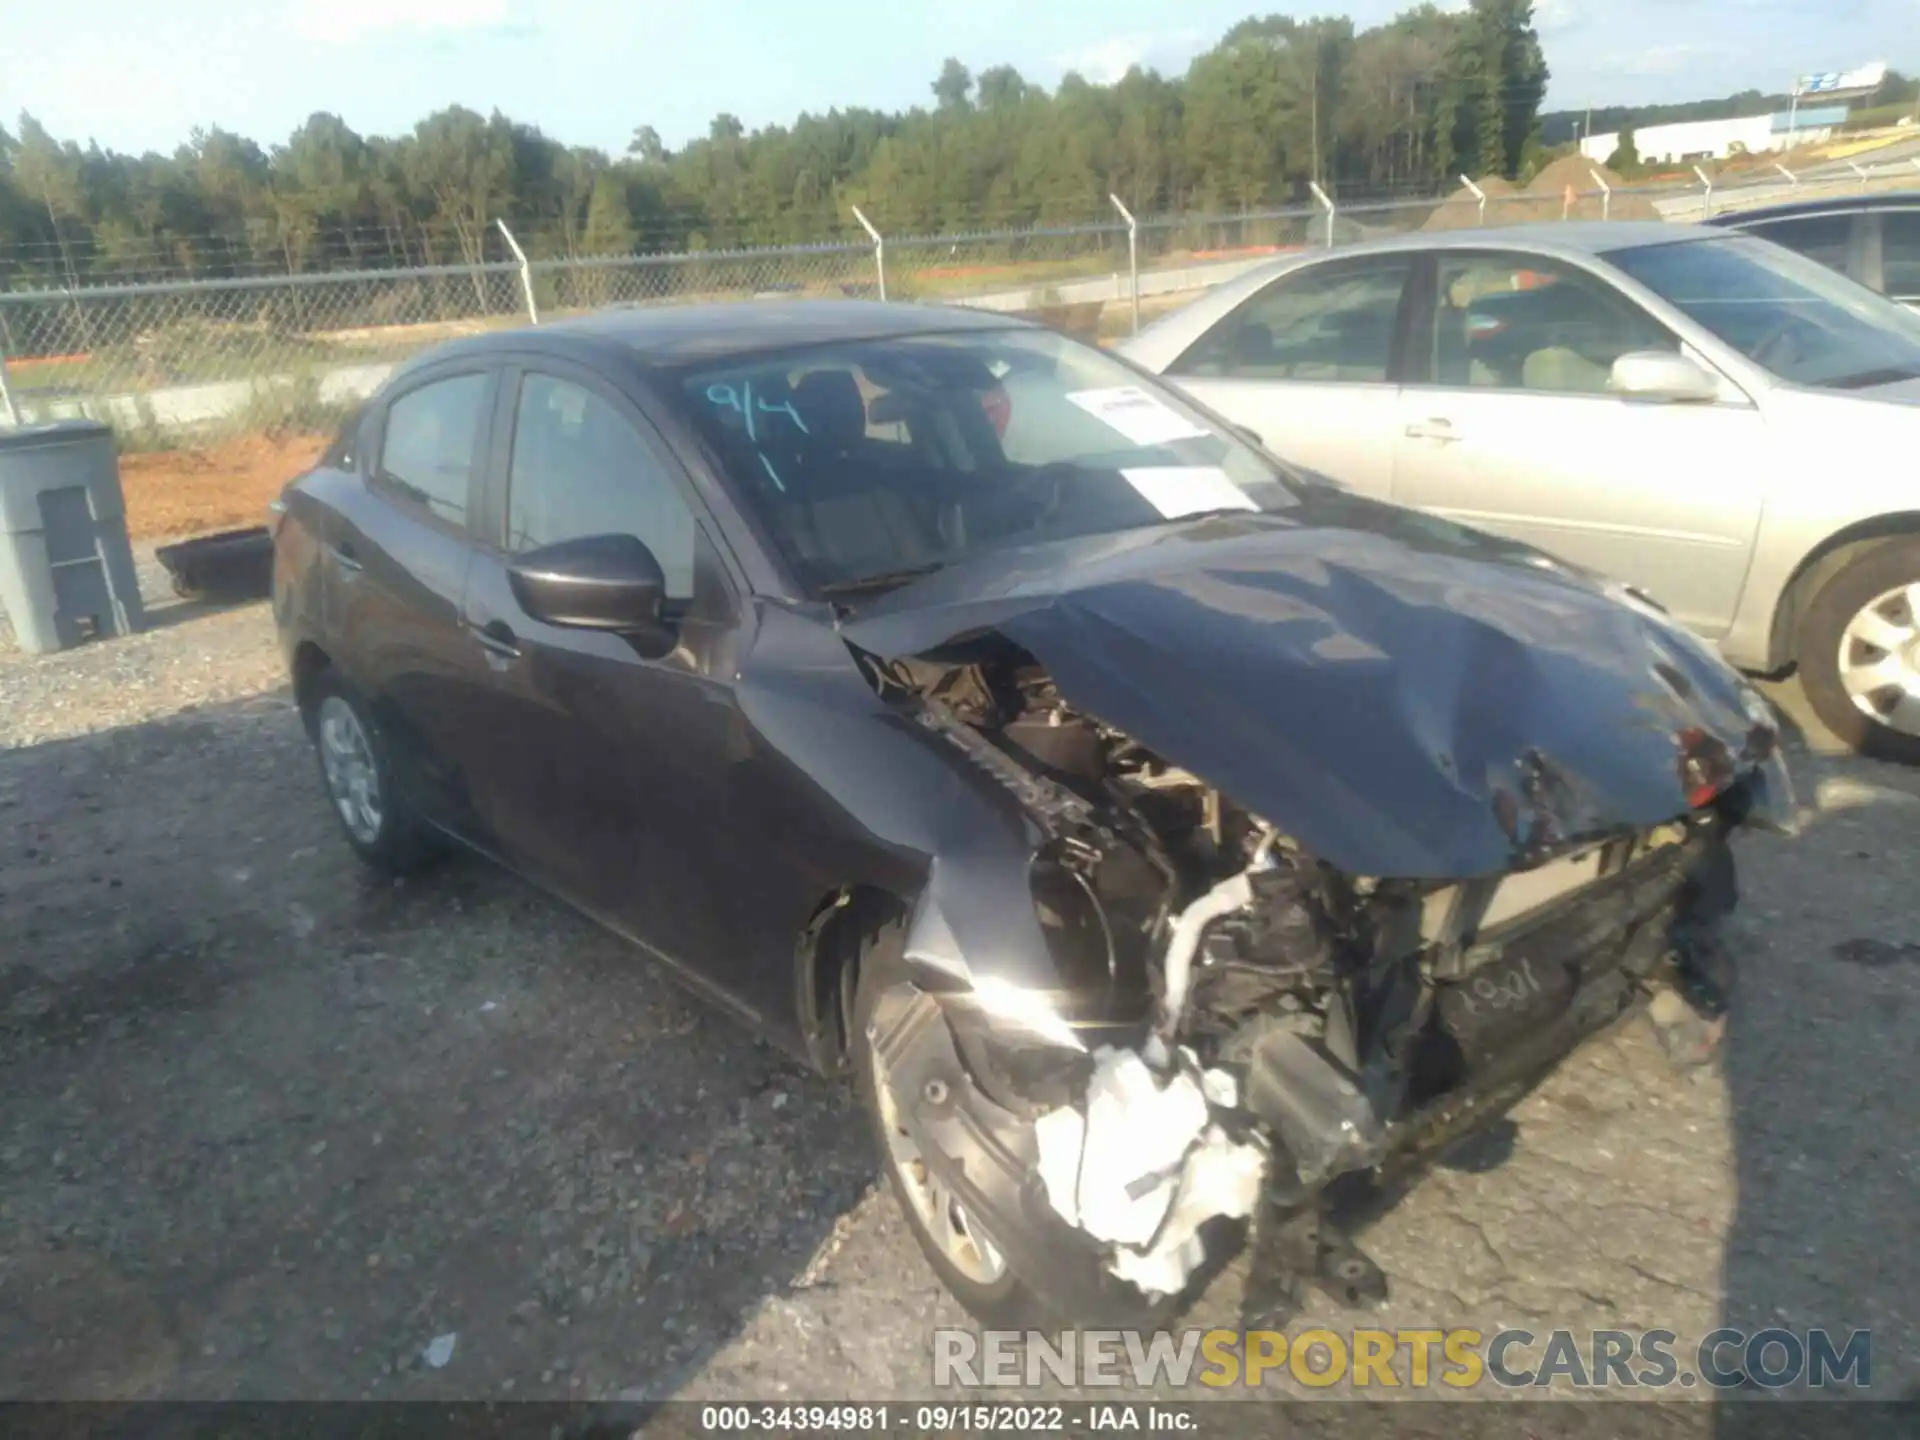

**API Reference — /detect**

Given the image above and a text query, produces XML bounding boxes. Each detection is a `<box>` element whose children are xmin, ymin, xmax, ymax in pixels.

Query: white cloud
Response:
<box><xmin>1056</xmin><ymin>28</ymin><xmax>1208</xmax><ymax>84</ymax></box>
<box><xmin>1533</xmin><ymin>0</ymin><xmax>1581</xmax><ymax>31</ymax></box>
<box><xmin>1624</xmin><ymin>43</ymin><xmax>1705</xmax><ymax>76</ymax></box>
<box><xmin>288</xmin><ymin>0</ymin><xmax>512</xmax><ymax>45</ymax></box>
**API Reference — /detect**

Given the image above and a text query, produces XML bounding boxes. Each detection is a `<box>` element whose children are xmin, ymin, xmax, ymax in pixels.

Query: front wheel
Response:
<box><xmin>1797</xmin><ymin>538</ymin><xmax>1920</xmax><ymax>764</ymax></box>
<box><xmin>849</xmin><ymin>922</ymin><xmax>1183</xmax><ymax>1330</ymax></box>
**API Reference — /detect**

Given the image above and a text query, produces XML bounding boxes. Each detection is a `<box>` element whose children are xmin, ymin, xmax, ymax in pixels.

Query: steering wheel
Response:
<box><xmin>1748</xmin><ymin>315</ymin><xmax>1810</xmax><ymax>372</ymax></box>
<box><xmin>1025</xmin><ymin>462</ymin><xmax>1077</xmax><ymax>530</ymax></box>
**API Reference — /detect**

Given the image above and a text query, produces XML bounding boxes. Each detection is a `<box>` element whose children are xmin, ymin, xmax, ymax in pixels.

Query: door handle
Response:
<box><xmin>332</xmin><ymin>541</ymin><xmax>364</xmax><ymax>573</ymax></box>
<box><xmin>1404</xmin><ymin>418</ymin><xmax>1461</xmax><ymax>443</ymax></box>
<box><xmin>472</xmin><ymin>619</ymin><xmax>521</xmax><ymax>661</ymax></box>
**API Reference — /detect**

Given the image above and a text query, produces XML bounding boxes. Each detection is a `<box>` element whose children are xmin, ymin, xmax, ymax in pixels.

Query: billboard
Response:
<box><xmin>1794</xmin><ymin>61</ymin><xmax>1888</xmax><ymax>100</ymax></box>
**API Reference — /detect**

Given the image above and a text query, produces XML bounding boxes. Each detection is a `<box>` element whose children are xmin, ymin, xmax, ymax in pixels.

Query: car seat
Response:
<box><xmin>782</xmin><ymin>369</ymin><xmax>936</xmax><ymax>576</ymax></box>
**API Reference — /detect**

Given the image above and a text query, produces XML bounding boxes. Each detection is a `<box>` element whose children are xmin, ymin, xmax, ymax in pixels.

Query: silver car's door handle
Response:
<box><xmin>1404</xmin><ymin>418</ymin><xmax>1461</xmax><ymax>443</ymax></box>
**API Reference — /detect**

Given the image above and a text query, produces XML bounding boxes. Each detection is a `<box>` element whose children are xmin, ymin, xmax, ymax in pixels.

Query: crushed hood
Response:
<box><xmin>841</xmin><ymin>492</ymin><xmax>1792</xmax><ymax>879</ymax></box>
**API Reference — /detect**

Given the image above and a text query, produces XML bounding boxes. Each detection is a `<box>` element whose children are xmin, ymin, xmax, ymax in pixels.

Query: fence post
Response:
<box><xmin>1108</xmin><ymin>194</ymin><xmax>1140</xmax><ymax>333</ymax></box>
<box><xmin>1693</xmin><ymin>164</ymin><xmax>1714</xmax><ymax>219</ymax></box>
<box><xmin>1775</xmin><ymin>162</ymin><xmax>1798</xmax><ymax>187</ymax></box>
<box><xmin>1460</xmin><ymin>174</ymin><xmax>1487</xmax><ymax>226</ymax></box>
<box><xmin>851</xmin><ymin>206</ymin><xmax>886</xmax><ymax>302</ymax></box>
<box><xmin>0</xmin><ymin>350</ymin><xmax>16</xmax><ymax>428</ymax></box>
<box><xmin>495</xmin><ymin>219</ymin><xmax>538</xmax><ymax>324</ymax></box>
<box><xmin>1308</xmin><ymin>181</ymin><xmax>1336</xmax><ymax>247</ymax></box>
<box><xmin>1589</xmin><ymin>169</ymin><xmax>1612</xmax><ymax>222</ymax></box>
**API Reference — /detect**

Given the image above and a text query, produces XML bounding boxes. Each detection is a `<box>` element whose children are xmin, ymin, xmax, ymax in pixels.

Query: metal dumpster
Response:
<box><xmin>0</xmin><ymin>421</ymin><xmax>146</xmax><ymax>654</ymax></box>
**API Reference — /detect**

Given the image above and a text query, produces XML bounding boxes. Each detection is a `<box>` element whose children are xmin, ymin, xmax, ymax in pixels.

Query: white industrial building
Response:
<box><xmin>1578</xmin><ymin>106</ymin><xmax>1852</xmax><ymax>166</ymax></box>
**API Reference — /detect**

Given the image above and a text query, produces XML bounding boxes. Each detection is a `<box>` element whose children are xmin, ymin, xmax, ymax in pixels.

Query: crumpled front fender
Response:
<box><xmin>900</xmin><ymin>847</ymin><xmax>1065</xmax><ymax>997</ymax></box>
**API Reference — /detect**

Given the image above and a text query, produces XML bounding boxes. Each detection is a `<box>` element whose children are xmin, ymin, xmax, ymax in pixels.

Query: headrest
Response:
<box><xmin>793</xmin><ymin>369</ymin><xmax>868</xmax><ymax>449</ymax></box>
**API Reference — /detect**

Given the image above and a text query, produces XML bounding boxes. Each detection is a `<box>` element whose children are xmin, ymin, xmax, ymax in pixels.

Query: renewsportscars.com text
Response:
<box><xmin>933</xmin><ymin>1326</ymin><xmax>1873</xmax><ymax>1391</ymax></box>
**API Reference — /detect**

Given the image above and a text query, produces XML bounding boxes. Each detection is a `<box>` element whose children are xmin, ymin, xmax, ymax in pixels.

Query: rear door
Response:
<box><xmin>1157</xmin><ymin>253</ymin><xmax>1415</xmax><ymax>498</ymax></box>
<box><xmin>459</xmin><ymin>360</ymin><xmax>753</xmax><ymax>983</ymax></box>
<box><xmin>326</xmin><ymin>363</ymin><xmax>498</xmax><ymax>833</ymax></box>
<box><xmin>1390</xmin><ymin>249</ymin><xmax>1770</xmax><ymax>636</ymax></box>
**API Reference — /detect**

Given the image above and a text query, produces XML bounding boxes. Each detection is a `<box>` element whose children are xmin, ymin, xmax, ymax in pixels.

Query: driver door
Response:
<box><xmin>1390</xmin><ymin>249</ymin><xmax>1771</xmax><ymax>637</ymax></box>
<box><xmin>458</xmin><ymin>362</ymin><xmax>751</xmax><ymax>980</ymax></box>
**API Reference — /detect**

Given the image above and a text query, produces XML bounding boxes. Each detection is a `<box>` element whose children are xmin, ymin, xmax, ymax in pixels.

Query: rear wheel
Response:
<box><xmin>1797</xmin><ymin>538</ymin><xmax>1920</xmax><ymax>764</ymax></box>
<box><xmin>305</xmin><ymin>671</ymin><xmax>442</xmax><ymax>874</ymax></box>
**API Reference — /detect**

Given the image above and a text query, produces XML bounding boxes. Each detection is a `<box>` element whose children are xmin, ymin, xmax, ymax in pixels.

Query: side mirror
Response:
<box><xmin>508</xmin><ymin>533</ymin><xmax>670</xmax><ymax>637</ymax></box>
<box><xmin>1609</xmin><ymin>350</ymin><xmax>1721</xmax><ymax>403</ymax></box>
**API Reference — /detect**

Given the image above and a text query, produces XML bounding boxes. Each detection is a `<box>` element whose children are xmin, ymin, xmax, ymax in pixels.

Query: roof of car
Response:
<box><xmin>1392</xmin><ymin>220</ymin><xmax>1701</xmax><ymax>255</ymax></box>
<box><xmin>541</xmin><ymin>298</ymin><xmax>1034</xmax><ymax>365</ymax></box>
<box><xmin>1705</xmin><ymin>190</ymin><xmax>1920</xmax><ymax>227</ymax></box>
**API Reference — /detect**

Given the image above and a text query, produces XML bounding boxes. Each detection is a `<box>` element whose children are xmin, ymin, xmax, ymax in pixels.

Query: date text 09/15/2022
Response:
<box><xmin>696</xmin><ymin>1404</ymin><xmax>1193</xmax><ymax>1432</ymax></box>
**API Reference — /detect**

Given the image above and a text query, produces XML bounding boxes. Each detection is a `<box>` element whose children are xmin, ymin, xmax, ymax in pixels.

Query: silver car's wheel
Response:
<box><xmin>1837</xmin><ymin>582</ymin><xmax>1920</xmax><ymax>738</ymax></box>
<box><xmin>317</xmin><ymin>694</ymin><xmax>384</xmax><ymax>844</ymax></box>
<box><xmin>866</xmin><ymin>986</ymin><xmax>1009</xmax><ymax>1286</ymax></box>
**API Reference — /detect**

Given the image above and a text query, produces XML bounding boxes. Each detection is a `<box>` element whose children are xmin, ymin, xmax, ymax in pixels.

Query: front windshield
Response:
<box><xmin>674</xmin><ymin>327</ymin><xmax>1301</xmax><ymax>594</ymax></box>
<box><xmin>1607</xmin><ymin>233</ymin><xmax>1920</xmax><ymax>390</ymax></box>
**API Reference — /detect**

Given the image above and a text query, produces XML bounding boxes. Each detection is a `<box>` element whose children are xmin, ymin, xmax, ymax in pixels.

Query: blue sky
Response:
<box><xmin>3</xmin><ymin>0</ymin><xmax>1915</xmax><ymax>157</ymax></box>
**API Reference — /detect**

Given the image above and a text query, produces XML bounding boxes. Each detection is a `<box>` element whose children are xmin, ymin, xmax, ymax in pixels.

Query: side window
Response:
<box><xmin>1430</xmin><ymin>255</ymin><xmax>1676</xmax><ymax>395</ymax></box>
<box><xmin>507</xmin><ymin>373</ymin><xmax>699</xmax><ymax>600</ymax></box>
<box><xmin>377</xmin><ymin>373</ymin><xmax>489</xmax><ymax>527</ymax></box>
<box><xmin>1880</xmin><ymin>211</ymin><xmax>1920</xmax><ymax>300</ymax></box>
<box><xmin>1745</xmin><ymin>212</ymin><xmax>1854</xmax><ymax>276</ymax></box>
<box><xmin>1170</xmin><ymin>260</ymin><xmax>1411</xmax><ymax>383</ymax></box>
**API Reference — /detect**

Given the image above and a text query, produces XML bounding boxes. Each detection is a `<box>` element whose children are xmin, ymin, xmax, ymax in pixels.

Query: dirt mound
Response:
<box><xmin>1423</xmin><ymin>156</ymin><xmax>1664</xmax><ymax>229</ymax></box>
<box><xmin>119</xmin><ymin>431</ymin><xmax>327</xmax><ymax>542</ymax></box>
<box><xmin>1525</xmin><ymin>154</ymin><xmax>1663</xmax><ymax>221</ymax></box>
<box><xmin>1422</xmin><ymin>174</ymin><xmax>1518</xmax><ymax>230</ymax></box>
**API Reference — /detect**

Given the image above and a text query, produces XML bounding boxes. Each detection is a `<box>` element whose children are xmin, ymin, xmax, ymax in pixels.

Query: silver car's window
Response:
<box><xmin>1883</xmin><ymin>212</ymin><xmax>1920</xmax><ymax>301</ymax></box>
<box><xmin>1168</xmin><ymin>259</ymin><xmax>1411</xmax><ymax>383</ymax></box>
<box><xmin>675</xmin><ymin>328</ymin><xmax>1303</xmax><ymax>592</ymax></box>
<box><xmin>1426</xmin><ymin>254</ymin><xmax>1676</xmax><ymax>394</ymax></box>
<box><xmin>1609</xmin><ymin>234</ymin><xmax>1920</xmax><ymax>390</ymax></box>
<box><xmin>1742</xmin><ymin>212</ymin><xmax>1855</xmax><ymax>276</ymax></box>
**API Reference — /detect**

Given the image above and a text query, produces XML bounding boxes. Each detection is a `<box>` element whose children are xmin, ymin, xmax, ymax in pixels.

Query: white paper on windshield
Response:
<box><xmin>1119</xmin><ymin>466</ymin><xmax>1258</xmax><ymax>520</ymax></box>
<box><xmin>1066</xmin><ymin>386</ymin><xmax>1210</xmax><ymax>446</ymax></box>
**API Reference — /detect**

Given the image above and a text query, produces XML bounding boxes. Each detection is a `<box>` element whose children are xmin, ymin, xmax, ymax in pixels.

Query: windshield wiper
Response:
<box><xmin>817</xmin><ymin>560</ymin><xmax>950</xmax><ymax>597</ymax></box>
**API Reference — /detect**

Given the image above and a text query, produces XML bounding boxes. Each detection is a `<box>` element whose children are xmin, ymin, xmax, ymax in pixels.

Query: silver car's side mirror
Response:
<box><xmin>1608</xmin><ymin>351</ymin><xmax>1721</xmax><ymax>404</ymax></box>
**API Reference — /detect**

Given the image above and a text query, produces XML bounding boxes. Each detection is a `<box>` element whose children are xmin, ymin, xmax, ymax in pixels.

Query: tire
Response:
<box><xmin>1797</xmin><ymin>537</ymin><xmax>1920</xmax><ymax>765</ymax></box>
<box><xmin>849</xmin><ymin>920</ymin><xmax>1181</xmax><ymax>1331</ymax></box>
<box><xmin>303</xmin><ymin>669</ymin><xmax>442</xmax><ymax>874</ymax></box>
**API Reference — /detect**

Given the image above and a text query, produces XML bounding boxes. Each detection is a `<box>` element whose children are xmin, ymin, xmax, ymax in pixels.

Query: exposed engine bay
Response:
<box><xmin>859</xmin><ymin>633</ymin><xmax>1749</xmax><ymax>1319</ymax></box>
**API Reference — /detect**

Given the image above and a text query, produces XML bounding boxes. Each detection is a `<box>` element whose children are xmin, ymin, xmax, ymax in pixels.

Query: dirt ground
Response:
<box><xmin>118</xmin><ymin>433</ymin><xmax>328</xmax><ymax>543</ymax></box>
<box><xmin>1</xmin><ymin>560</ymin><xmax>1918</xmax><ymax>1424</ymax></box>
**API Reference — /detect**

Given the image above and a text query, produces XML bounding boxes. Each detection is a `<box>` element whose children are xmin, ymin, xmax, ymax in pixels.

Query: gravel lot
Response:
<box><xmin>2</xmin><ymin>553</ymin><xmax>1917</xmax><ymax>1422</ymax></box>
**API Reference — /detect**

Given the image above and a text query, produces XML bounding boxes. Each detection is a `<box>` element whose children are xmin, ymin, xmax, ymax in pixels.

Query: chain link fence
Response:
<box><xmin>1</xmin><ymin>152</ymin><xmax>1915</xmax><ymax>443</ymax></box>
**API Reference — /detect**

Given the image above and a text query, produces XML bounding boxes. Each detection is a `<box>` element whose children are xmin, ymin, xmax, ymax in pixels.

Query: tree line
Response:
<box><xmin>0</xmin><ymin>1</ymin><xmax>1549</xmax><ymax>292</ymax></box>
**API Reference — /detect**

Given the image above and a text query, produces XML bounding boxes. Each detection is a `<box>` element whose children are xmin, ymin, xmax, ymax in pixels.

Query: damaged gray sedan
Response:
<box><xmin>273</xmin><ymin>301</ymin><xmax>1795</xmax><ymax>1330</ymax></box>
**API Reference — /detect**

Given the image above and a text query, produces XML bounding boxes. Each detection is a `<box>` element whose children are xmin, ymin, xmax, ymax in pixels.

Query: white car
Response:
<box><xmin>1121</xmin><ymin>221</ymin><xmax>1920</xmax><ymax>760</ymax></box>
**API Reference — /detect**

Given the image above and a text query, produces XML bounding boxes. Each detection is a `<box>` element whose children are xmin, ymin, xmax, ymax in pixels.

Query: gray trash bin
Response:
<box><xmin>0</xmin><ymin>421</ymin><xmax>147</xmax><ymax>654</ymax></box>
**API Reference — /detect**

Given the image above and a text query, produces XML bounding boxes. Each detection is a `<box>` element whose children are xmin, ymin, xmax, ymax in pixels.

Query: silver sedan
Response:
<box><xmin>1121</xmin><ymin>221</ymin><xmax>1920</xmax><ymax>761</ymax></box>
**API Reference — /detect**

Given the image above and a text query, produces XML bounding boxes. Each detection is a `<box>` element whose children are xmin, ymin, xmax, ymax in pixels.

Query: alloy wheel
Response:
<box><xmin>317</xmin><ymin>695</ymin><xmax>385</xmax><ymax>844</ymax></box>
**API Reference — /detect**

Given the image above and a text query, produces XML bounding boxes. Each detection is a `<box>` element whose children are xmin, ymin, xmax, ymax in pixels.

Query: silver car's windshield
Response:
<box><xmin>674</xmin><ymin>327</ymin><xmax>1303</xmax><ymax>594</ymax></box>
<box><xmin>1607</xmin><ymin>233</ymin><xmax>1920</xmax><ymax>390</ymax></box>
